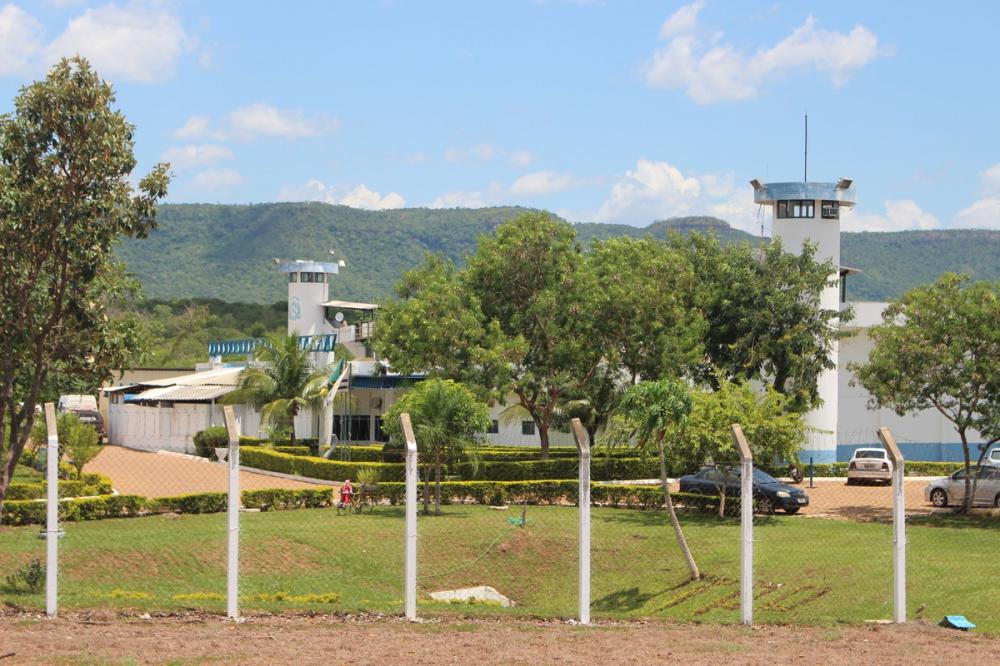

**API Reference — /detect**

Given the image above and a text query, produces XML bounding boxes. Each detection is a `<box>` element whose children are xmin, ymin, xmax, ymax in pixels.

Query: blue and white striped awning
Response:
<box><xmin>208</xmin><ymin>334</ymin><xmax>338</xmax><ymax>357</ymax></box>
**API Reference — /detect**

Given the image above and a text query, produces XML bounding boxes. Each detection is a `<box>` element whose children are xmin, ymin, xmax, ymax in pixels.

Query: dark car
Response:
<box><xmin>72</xmin><ymin>410</ymin><xmax>106</xmax><ymax>443</ymax></box>
<box><xmin>679</xmin><ymin>466</ymin><xmax>809</xmax><ymax>514</ymax></box>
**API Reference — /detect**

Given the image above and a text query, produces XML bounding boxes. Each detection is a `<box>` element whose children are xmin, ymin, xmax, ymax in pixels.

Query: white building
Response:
<box><xmin>106</xmin><ymin>178</ymin><xmax>985</xmax><ymax>461</ymax></box>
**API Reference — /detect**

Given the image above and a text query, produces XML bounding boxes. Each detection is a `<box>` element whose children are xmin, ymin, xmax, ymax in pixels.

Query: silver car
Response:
<box><xmin>846</xmin><ymin>447</ymin><xmax>893</xmax><ymax>485</ymax></box>
<box><xmin>925</xmin><ymin>465</ymin><xmax>1000</xmax><ymax>508</ymax></box>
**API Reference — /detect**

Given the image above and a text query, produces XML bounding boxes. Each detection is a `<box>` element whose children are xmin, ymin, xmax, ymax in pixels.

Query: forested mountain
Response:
<box><xmin>116</xmin><ymin>203</ymin><xmax>1000</xmax><ymax>304</ymax></box>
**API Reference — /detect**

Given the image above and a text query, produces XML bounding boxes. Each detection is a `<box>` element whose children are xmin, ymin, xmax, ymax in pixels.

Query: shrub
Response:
<box><xmin>240</xmin><ymin>447</ymin><xmax>405</xmax><ymax>482</ymax></box>
<box><xmin>152</xmin><ymin>492</ymin><xmax>228</xmax><ymax>514</ymax></box>
<box><xmin>242</xmin><ymin>488</ymin><xmax>333</xmax><ymax>511</ymax></box>
<box><xmin>193</xmin><ymin>426</ymin><xmax>229</xmax><ymax>460</ymax></box>
<box><xmin>4</xmin><ymin>558</ymin><xmax>44</xmax><ymax>593</ymax></box>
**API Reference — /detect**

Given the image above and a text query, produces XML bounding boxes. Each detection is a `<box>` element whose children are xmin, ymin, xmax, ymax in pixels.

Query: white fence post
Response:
<box><xmin>401</xmin><ymin>413</ymin><xmax>418</xmax><ymax>621</ymax></box>
<box><xmin>44</xmin><ymin>403</ymin><xmax>59</xmax><ymax>618</ymax></box>
<box><xmin>223</xmin><ymin>406</ymin><xmax>240</xmax><ymax>620</ymax></box>
<box><xmin>878</xmin><ymin>426</ymin><xmax>906</xmax><ymax>624</ymax></box>
<box><xmin>731</xmin><ymin>424</ymin><xmax>753</xmax><ymax>626</ymax></box>
<box><xmin>570</xmin><ymin>418</ymin><xmax>591</xmax><ymax>625</ymax></box>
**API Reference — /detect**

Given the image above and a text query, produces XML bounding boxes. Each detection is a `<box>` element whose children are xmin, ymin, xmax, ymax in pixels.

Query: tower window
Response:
<box><xmin>776</xmin><ymin>200</ymin><xmax>815</xmax><ymax>219</ymax></box>
<box><xmin>822</xmin><ymin>201</ymin><xmax>840</xmax><ymax>219</ymax></box>
<box><xmin>288</xmin><ymin>272</ymin><xmax>298</xmax><ymax>283</ymax></box>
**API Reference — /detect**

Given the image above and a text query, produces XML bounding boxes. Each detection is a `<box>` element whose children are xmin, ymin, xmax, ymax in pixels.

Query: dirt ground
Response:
<box><xmin>0</xmin><ymin>610</ymin><xmax>995</xmax><ymax>665</ymax></box>
<box><xmin>784</xmin><ymin>477</ymin><xmax>932</xmax><ymax>520</ymax></box>
<box><xmin>84</xmin><ymin>446</ymin><xmax>328</xmax><ymax>497</ymax></box>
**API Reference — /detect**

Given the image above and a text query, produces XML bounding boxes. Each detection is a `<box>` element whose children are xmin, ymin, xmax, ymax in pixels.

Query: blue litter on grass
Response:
<box><xmin>940</xmin><ymin>615</ymin><xmax>975</xmax><ymax>630</ymax></box>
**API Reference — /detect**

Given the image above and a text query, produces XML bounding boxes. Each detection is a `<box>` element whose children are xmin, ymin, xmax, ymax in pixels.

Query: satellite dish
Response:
<box><xmin>334</xmin><ymin>311</ymin><xmax>345</xmax><ymax>324</ymax></box>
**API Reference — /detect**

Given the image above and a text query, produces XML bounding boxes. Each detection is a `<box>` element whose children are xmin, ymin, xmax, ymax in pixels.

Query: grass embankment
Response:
<box><xmin>0</xmin><ymin>505</ymin><xmax>995</xmax><ymax>633</ymax></box>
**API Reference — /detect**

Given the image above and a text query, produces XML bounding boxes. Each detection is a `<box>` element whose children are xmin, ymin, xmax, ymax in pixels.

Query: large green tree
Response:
<box><xmin>585</xmin><ymin>237</ymin><xmax>705</xmax><ymax>383</ymax></box>
<box><xmin>671</xmin><ymin>233</ymin><xmax>848</xmax><ymax>412</ymax></box>
<box><xmin>0</xmin><ymin>58</ymin><xmax>169</xmax><ymax>510</ymax></box>
<box><xmin>852</xmin><ymin>274</ymin><xmax>1000</xmax><ymax>512</ymax></box>
<box><xmin>383</xmin><ymin>378</ymin><xmax>490</xmax><ymax>514</ymax></box>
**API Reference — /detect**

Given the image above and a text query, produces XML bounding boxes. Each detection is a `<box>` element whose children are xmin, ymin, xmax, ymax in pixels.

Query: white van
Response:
<box><xmin>58</xmin><ymin>394</ymin><xmax>98</xmax><ymax>412</ymax></box>
<box><xmin>987</xmin><ymin>445</ymin><xmax>1000</xmax><ymax>466</ymax></box>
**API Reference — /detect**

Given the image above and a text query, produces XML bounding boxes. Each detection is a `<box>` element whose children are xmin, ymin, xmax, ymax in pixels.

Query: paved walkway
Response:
<box><xmin>85</xmin><ymin>445</ymin><xmax>325</xmax><ymax>498</ymax></box>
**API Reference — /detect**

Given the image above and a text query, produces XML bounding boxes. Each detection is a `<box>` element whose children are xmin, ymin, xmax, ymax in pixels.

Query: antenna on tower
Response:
<box><xmin>804</xmin><ymin>114</ymin><xmax>808</xmax><ymax>182</ymax></box>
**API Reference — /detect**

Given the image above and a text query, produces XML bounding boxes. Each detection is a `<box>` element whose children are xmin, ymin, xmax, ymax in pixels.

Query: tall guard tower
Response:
<box><xmin>751</xmin><ymin>178</ymin><xmax>856</xmax><ymax>463</ymax></box>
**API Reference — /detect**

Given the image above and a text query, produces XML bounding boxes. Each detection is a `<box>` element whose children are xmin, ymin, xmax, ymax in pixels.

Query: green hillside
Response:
<box><xmin>116</xmin><ymin>203</ymin><xmax>1000</xmax><ymax>304</ymax></box>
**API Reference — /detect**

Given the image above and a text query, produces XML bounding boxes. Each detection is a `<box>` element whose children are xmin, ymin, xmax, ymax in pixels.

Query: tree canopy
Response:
<box><xmin>0</xmin><ymin>58</ymin><xmax>169</xmax><ymax>507</ymax></box>
<box><xmin>852</xmin><ymin>273</ymin><xmax>1000</xmax><ymax>511</ymax></box>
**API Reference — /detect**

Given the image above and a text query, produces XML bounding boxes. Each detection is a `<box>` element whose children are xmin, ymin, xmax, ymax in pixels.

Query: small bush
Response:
<box><xmin>193</xmin><ymin>426</ymin><xmax>229</xmax><ymax>460</ymax></box>
<box><xmin>5</xmin><ymin>558</ymin><xmax>45</xmax><ymax>593</ymax></box>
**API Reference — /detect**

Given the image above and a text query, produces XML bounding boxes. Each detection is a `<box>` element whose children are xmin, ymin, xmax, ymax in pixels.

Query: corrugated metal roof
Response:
<box><xmin>322</xmin><ymin>299</ymin><xmax>380</xmax><ymax>310</ymax></box>
<box><xmin>139</xmin><ymin>367</ymin><xmax>242</xmax><ymax>388</ymax></box>
<box><xmin>130</xmin><ymin>384</ymin><xmax>236</xmax><ymax>402</ymax></box>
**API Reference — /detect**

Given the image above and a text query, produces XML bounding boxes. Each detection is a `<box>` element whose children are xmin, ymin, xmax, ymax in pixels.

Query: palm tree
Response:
<box><xmin>615</xmin><ymin>379</ymin><xmax>701</xmax><ymax>581</ymax></box>
<box><xmin>384</xmin><ymin>378</ymin><xmax>490</xmax><ymax>515</ymax></box>
<box><xmin>227</xmin><ymin>333</ymin><xmax>334</xmax><ymax>445</ymax></box>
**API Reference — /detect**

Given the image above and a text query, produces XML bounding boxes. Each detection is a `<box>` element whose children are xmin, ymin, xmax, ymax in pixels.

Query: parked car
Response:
<box><xmin>925</xmin><ymin>465</ymin><xmax>1000</xmax><ymax>508</ymax></box>
<box><xmin>679</xmin><ymin>466</ymin><xmax>809</xmax><ymax>515</ymax></box>
<box><xmin>986</xmin><ymin>445</ymin><xmax>1000</xmax><ymax>466</ymax></box>
<box><xmin>72</xmin><ymin>409</ymin><xmax>106</xmax><ymax>443</ymax></box>
<box><xmin>846</xmin><ymin>447</ymin><xmax>893</xmax><ymax>485</ymax></box>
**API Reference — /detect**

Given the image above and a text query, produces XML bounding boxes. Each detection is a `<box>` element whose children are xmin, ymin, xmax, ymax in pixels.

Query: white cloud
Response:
<box><xmin>953</xmin><ymin>198</ymin><xmax>1000</xmax><ymax>230</ymax></box>
<box><xmin>949</xmin><ymin>163</ymin><xmax>1000</xmax><ymax>229</ymax></box>
<box><xmin>845</xmin><ymin>200</ymin><xmax>940</xmax><ymax>232</ymax></box>
<box><xmin>427</xmin><ymin>191</ymin><xmax>485</xmax><ymax>208</ymax></box>
<box><xmin>192</xmin><ymin>168</ymin><xmax>243</xmax><ymax>191</ymax></box>
<box><xmin>978</xmin><ymin>163</ymin><xmax>1000</xmax><ymax>197</ymax></box>
<box><xmin>229</xmin><ymin>102</ymin><xmax>335</xmax><ymax>139</ymax></box>
<box><xmin>45</xmin><ymin>3</ymin><xmax>193</xmax><ymax>83</ymax></box>
<box><xmin>595</xmin><ymin>159</ymin><xmax>701</xmax><ymax>222</ymax></box>
<box><xmin>659</xmin><ymin>0</ymin><xmax>705</xmax><ymax>39</ymax></box>
<box><xmin>174</xmin><ymin>115</ymin><xmax>227</xmax><ymax>141</ymax></box>
<box><xmin>645</xmin><ymin>4</ymin><xmax>887</xmax><ymax>103</ymax></box>
<box><xmin>510</xmin><ymin>170</ymin><xmax>579</xmax><ymax>196</ymax></box>
<box><xmin>279</xmin><ymin>179</ymin><xmax>405</xmax><ymax>210</ymax></box>
<box><xmin>161</xmin><ymin>144</ymin><xmax>232</xmax><ymax>171</ymax></box>
<box><xmin>0</xmin><ymin>4</ymin><xmax>44</xmax><ymax>76</ymax></box>
<box><xmin>509</xmin><ymin>150</ymin><xmax>534</xmax><ymax>167</ymax></box>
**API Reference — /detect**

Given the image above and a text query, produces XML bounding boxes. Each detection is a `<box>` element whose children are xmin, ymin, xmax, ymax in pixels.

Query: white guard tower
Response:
<box><xmin>751</xmin><ymin>178</ymin><xmax>856</xmax><ymax>464</ymax></box>
<box><xmin>278</xmin><ymin>259</ymin><xmax>340</xmax><ymax>445</ymax></box>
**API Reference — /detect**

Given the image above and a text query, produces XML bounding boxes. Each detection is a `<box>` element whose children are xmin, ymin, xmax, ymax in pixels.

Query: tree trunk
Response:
<box><xmin>960</xmin><ymin>429</ymin><xmax>972</xmax><ymax>514</ymax></box>
<box><xmin>717</xmin><ymin>465</ymin><xmax>727</xmax><ymax>519</ymax></box>
<box><xmin>657</xmin><ymin>433</ymin><xmax>700</xmax><ymax>580</ymax></box>
<box><xmin>538</xmin><ymin>424</ymin><xmax>550</xmax><ymax>460</ymax></box>
<box><xmin>434</xmin><ymin>461</ymin><xmax>442</xmax><ymax>515</ymax></box>
<box><xmin>422</xmin><ymin>465</ymin><xmax>430</xmax><ymax>515</ymax></box>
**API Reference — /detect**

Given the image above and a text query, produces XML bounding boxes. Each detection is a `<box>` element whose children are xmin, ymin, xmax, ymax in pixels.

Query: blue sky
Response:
<box><xmin>2</xmin><ymin>1</ymin><xmax>1000</xmax><ymax>233</ymax></box>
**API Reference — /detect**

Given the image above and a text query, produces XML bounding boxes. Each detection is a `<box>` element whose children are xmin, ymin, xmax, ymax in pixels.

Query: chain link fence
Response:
<box><xmin>2</xmin><ymin>412</ymin><xmax>996</xmax><ymax>635</ymax></box>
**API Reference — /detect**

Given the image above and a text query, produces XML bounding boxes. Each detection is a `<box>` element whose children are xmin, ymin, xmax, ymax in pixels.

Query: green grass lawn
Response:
<box><xmin>0</xmin><ymin>505</ymin><xmax>995</xmax><ymax>633</ymax></box>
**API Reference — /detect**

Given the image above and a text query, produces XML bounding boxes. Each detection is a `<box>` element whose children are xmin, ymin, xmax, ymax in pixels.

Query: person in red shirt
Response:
<box><xmin>338</xmin><ymin>479</ymin><xmax>354</xmax><ymax>510</ymax></box>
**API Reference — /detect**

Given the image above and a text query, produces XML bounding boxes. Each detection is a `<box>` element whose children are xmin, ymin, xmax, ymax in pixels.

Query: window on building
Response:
<box><xmin>776</xmin><ymin>200</ymin><xmax>815</xmax><ymax>219</ymax></box>
<box><xmin>333</xmin><ymin>415</ymin><xmax>371</xmax><ymax>441</ymax></box>
<box><xmin>521</xmin><ymin>420</ymin><xmax>535</xmax><ymax>436</ymax></box>
<box><xmin>288</xmin><ymin>272</ymin><xmax>298</xmax><ymax>283</ymax></box>
<box><xmin>822</xmin><ymin>200</ymin><xmax>840</xmax><ymax>219</ymax></box>
<box><xmin>487</xmin><ymin>420</ymin><xmax>499</xmax><ymax>434</ymax></box>
<box><xmin>301</xmin><ymin>272</ymin><xmax>313</xmax><ymax>283</ymax></box>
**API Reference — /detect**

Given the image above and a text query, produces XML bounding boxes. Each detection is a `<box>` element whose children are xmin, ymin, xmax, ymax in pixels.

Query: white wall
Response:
<box><xmin>108</xmin><ymin>402</ymin><xmax>262</xmax><ymax>453</ymax></box>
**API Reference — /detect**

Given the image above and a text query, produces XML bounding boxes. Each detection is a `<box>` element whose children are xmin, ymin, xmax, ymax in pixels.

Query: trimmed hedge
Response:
<box><xmin>2</xmin><ymin>494</ymin><xmax>147</xmax><ymax>526</ymax></box>
<box><xmin>784</xmin><ymin>461</ymin><xmax>962</xmax><ymax>478</ymax></box>
<box><xmin>363</xmin><ymin>480</ymin><xmax>739</xmax><ymax>514</ymax></box>
<box><xmin>6</xmin><ymin>473</ymin><xmax>113</xmax><ymax>501</ymax></box>
<box><xmin>1</xmin><ymin>487</ymin><xmax>336</xmax><ymax>526</ymax></box>
<box><xmin>241</xmin><ymin>447</ymin><xmax>405</xmax><ymax>482</ymax></box>
<box><xmin>451</xmin><ymin>457</ymin><xmax>659</xmax><ymax>482</ymax></box>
